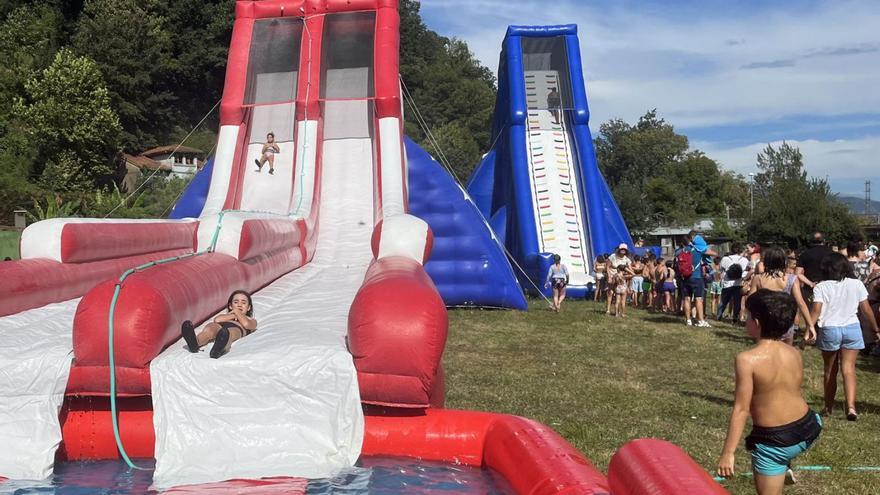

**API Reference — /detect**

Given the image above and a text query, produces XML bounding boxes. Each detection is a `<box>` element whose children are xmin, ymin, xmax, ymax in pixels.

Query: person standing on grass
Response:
<box><xmin>643</xmin><ymin>253</ymin><xmax>656</xmax><ymax>309</ymax></box>
<box><xmin>810</xmin><ymin>253</ymin><xmax>880</xmax><ymax>421</ymax></box>
<box><xmin>605</xmin><ymin>244</ymin><xmax>634</xmax><ymax>315</ymax></box>
<box><xmin>612</xmin><ymin>265</ymin><xmax>629</xmax><ymax>317</ymax></box>
<box><xmin>544</xmin><ymin>254</ymin><xmax>569</xmax><ymax>312</ymax></box>
<box><xmin>717</xmin><ymin>244</ymin><xmax>750</xmax><ymax>322</ymax></box>
<box><xmin>747</xmin><ymin>247</ymin><xmax>816</xmax><ymax>346</ymax></box>
<box><xmin>630</xmin><ymin>255</ymin><xmax>645</xmax><ymax>307</ymax></box>
<box><xmin>797</xmin><ymin>232</ymin><xmax>833</xmax><ymax>302</ymax></box>
<box><xmin>593</xmin><ymin>255</ymin><xmax>607</xmax><ymax>302</ymax></box>
<box><xmin>717</xmin><ymin>290</ymin><xmax>822</xmax><ymax>494</ymax></box>
<box><xmin>676</xmin><ymin>233</ymin><xmax>716</xmax><ymax>327</ymax></box>
<box><xmin>846</xmin><ymin>241</ymin><xmax>870</xmax><ymax>283</ymax></box>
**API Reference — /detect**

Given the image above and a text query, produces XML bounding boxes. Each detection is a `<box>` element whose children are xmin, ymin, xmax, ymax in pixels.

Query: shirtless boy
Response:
<box><xmin>717</xmin><ymin>289</ymin><xmax>822</xmax><ymax>494</ymax></box>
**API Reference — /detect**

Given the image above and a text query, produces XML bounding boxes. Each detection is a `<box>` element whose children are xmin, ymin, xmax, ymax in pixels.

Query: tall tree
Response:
<box><xmin>72</xmin><ymin>0</ymin><xmax>177</xmax><ymax>151</ymax></box>
<box><xmin>398</xmin><ymin>0</ymin><xmax>496</xmax><ymax>181</ymax></box>
<box><xmin>14</xmin><ymin>48</ymin><xmax>121</xmax><ymax>191</ymax></box>
<box><xmin>747</xmin><ymin>142</ymin><xmax>860</xmax><ymax>246</ymax></box>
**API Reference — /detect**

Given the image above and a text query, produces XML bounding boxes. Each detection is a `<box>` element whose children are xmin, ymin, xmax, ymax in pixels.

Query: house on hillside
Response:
<box><xmin>121</xmin><ymin>145</ymin><xmax>205</xmax><ymax>192</ymax></box>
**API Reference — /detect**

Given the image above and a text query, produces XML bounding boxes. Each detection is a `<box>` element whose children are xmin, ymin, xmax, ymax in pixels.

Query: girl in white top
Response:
<box><xmin>810</xmin><ymin>253</ymin><xmax>880</xmax><ymax>421</ymax></box>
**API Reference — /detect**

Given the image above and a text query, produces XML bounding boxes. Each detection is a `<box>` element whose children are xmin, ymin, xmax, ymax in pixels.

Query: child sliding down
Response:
<box><xmin>180</xmin><ymin>290</ymin><xmax>258</xmax><ymax>359</ymax></box>
<box><xmin>717</xmin><ymin>289</ymin><xmax>822</xmax><ymax>494</ymax></box>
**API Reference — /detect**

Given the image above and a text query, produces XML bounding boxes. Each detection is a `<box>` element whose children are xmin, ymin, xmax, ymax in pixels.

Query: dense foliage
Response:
<box><xmin>595</xmin><ymin>110</ymin><xmax>749</xmax><ymax>237</ymax></box>
<box><xmin>0</xmin><ymin>0</ymin><xmax>861</xmax><ymax>248</ymax></box>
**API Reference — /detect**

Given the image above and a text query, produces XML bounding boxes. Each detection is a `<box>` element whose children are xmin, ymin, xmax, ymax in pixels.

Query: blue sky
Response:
<box><xmin>418</xmin><ymin>0</ymin><xmax>880</xmax><ymax>201</ymax></box>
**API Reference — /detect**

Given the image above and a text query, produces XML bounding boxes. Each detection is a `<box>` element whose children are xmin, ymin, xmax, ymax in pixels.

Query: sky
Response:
<box><xmin>418</xmin><ymin>0</ymin><xmax>880</xmax><ymax>202</ymax></box>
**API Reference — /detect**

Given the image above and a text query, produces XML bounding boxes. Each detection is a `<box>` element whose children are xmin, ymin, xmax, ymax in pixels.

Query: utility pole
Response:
<box><xmin>748</xmin><ymin>172</ymin><xmax>755</xmax><ymax>216</ymax></box>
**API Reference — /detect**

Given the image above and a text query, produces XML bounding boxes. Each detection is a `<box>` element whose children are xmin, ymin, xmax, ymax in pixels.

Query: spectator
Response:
<box><xmin>676</xmin><ymin>232</ymin><xmax>716</xmax><ymax>327</ymax></box>
<box><xmin>810</xmin><ymin>253</ymin><xmax>880</xmax><ymax>421</ymax></box>
<box><xmin>717</xmin><ymin>244</ymin><xmax>750</xmax><ymax>322</ymax></box>
<box><xmin>847</xmin><ymin>241</ymin><xmax>870</xmax><ymax>283</ymax></box>
<box><xmin>796</xmin><ymin>232</ymin><xmax>834</xmax><ymax>302</ymax></box>
<box><xmin>605</xmin><ymin>244</ymin><xmax>634</xmax><ymax>315</ymax></box>
<box><xmin>748</xmin><ymin>246</ymin><xmax>816</xmax><ymax>346</ymax></box>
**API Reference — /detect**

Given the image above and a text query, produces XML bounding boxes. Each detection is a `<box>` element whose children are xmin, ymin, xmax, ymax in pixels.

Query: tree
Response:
<box><xmin>72</xmin><ymin>0</ymin><xmax>178</xmax><ymax>150</ymax></box>
<box><xmin>15</xmin><ymin>48</ymin><xmax>122</xmax><ymax>192</ymax></box>
<box><xmin>399</xmin><ymin>0</ymin><xmax>496</xmax><ymax>181</ymax></box>
<box><xmin>746</xmin><ymin>142</ymin><xmax>861</xmax><ymax>247</ymax></box>
<box><xmin>594</xmin><ymin>110</ymin><xmax>745</xmax><ymax>235</ymax></box>
<box><xmin>0</xmin><ymin>3</ymin><xmax>64</xmax><ymax>134</ymax></box>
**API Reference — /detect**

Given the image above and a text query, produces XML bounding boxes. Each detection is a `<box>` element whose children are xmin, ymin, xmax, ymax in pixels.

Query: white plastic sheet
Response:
<box><xmin>0</xmin><ymin>298</ymin><xmax>78</xmax><ymax>480</ymax></box>
<box><xmin>150</xmin><ymin>137</ymin><xmax>374</xmax><ymax>490</ymax></box>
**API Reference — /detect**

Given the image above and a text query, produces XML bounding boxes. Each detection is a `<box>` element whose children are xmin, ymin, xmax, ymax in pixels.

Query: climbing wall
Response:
<box><xmin>523</xmin><ymin>71</ymin><xmax>592</xmax><ymax>288</ymax></box>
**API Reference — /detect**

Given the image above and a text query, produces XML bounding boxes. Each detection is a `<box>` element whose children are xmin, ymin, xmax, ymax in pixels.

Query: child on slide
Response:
<box><xmin>717</xmin><ymin>289</ymin><xmax>822</xmax><ymax>493</ymax></box>
<box><xmin>180</xmin><ymin>290</ymin><xmax>257</xmax><ymax>358</ymax></box>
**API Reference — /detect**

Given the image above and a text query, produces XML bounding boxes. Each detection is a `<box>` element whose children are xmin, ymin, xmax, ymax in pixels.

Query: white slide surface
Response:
<box><xmin>0</xmin><ymin>299</ymin><xmax>78</xmax><ymax>480</ymax></box>
<box><xmin>150</xmin><ymin>137</ymin><xmax>373</xmax><ymax>490</ymax></box>
<box><xmin>524</xmin><ymin>70</ymin><xmax>593</xmax><ymax>287</ymax></box>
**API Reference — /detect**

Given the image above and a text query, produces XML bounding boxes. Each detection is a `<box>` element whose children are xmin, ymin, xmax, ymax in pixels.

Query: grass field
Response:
<box><xmin>444</xmin><ymin>299</ymin><xmax>880</xmax><ymax>494</ymax></box>
<box><xmin>0</xmin><ymin>230</ymin><xmax>20</xmax><ymax>260</ymax></box>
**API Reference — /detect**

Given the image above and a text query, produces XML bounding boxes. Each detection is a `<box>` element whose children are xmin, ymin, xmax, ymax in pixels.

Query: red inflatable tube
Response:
<box><xmin>72</xmin><ymin>247</ymin><xmax>303</xmax><ymax>393</ymax></box>
<box><xmin>60</xmin><ymin>222</ymin><xmax>196</xmax><ymax>264</ymax></box>
<box><xmin>374</xmin><ymin>6</ymin><xmax>401</xmax><ymax>119</ymax></box>
<box><xmin>58</xmin><ymin>402</ymin><xmax>610</xmax><ymax>495</ymax></box>
<box><xmin>1</xmin><ymin>248</ymin><xmax>191</xmax><ymax>317</ymax></box>
<box><xmin>238</xmin><ymin>218</ymin><xmax>307</xmax><ymax>261</ymax></box>
<box><xmin>66</xmin><ymin>363</ymin><xmax>151</xmax><ymax>397</ymax></box>
<box><xmin>608</xmin><ymin>438</ymin><xmax>729</xmax><ymax>495</ymax></box>
<box><xmin>347</xmin><ymin>256</ymin><xmax>447</xmax><ymax>408</ymax></box>
<box><xmin>362</xmin><ymin>408</ymin><xmax>611</xmax><ymax>495</ymax></box>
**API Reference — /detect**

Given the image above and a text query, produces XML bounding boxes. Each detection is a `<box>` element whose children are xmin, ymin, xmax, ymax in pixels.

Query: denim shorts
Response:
<box><xmin>817</xmin><ymin>322</ymin><xmax>864</xmax><ymax>351</ymax></box>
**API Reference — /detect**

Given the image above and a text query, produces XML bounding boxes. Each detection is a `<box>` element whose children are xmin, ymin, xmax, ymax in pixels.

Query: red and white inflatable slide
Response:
<box><xmin>0</xmin><ymin>2</ymin><xmax>725</xmax><ymax>493</ymax></box>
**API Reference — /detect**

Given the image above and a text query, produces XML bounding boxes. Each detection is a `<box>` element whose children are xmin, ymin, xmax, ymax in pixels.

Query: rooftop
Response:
<box><xmin>141</xmin><ymin>145</ymin><xmax>205</xmax><ymax>157</ymax></box>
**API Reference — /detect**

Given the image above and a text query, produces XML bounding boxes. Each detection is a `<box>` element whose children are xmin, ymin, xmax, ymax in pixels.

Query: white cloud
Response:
<box><xmin>695</xmin><ymin>136</ymin><xmax>880</xmax><ymax>195</ymax></box>
<box><xmin>420</xmin><ymin>0</ymin><xmax>880</xmax><ymax>128</ymax></box>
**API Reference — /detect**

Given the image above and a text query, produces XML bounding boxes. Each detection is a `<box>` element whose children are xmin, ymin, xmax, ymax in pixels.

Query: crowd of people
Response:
<box><xmin>576</xmin><ymin>231</ymin><xmax>879</xmax><ymax>494</ymax></box>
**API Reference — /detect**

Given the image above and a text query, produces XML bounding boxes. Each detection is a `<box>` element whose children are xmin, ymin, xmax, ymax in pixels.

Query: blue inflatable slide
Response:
<box><xmin>468</xmin><ymin>25</ymin><xmax>632</xmax><ymax>298</ymax></box>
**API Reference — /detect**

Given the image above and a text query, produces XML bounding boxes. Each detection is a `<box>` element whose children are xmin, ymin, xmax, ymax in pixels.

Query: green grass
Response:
<box><xmin>0</xmin><ymin>231</ymin><xmax>20</xmax><ymax>260</ymax></box>
<box><xmin>444</xmin><ymin>299</ymin><xmax>880</xmax><ymax>495</ymax></box>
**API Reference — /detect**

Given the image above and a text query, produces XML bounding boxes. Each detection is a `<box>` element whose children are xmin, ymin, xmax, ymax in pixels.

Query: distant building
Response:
<box><xmin>646</xmin><ymin>218</ymin><xmax>745</xmax><ymax>257</ymax></box>
<box><xmin>857</xmin><ymin>214</ymin><xmax>880</xmax><ymax>241</ymax></box>
<box><xmin>121</xmin><ymin>145</ymin><xmax>205</xmax><ymax>193</ymax></box>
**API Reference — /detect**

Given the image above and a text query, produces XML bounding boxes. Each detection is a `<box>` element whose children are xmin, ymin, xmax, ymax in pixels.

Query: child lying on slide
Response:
<box><xmin>180</xmin><ymin>290</ymin><xmax>257</xmax><ymax>359</ymax></box>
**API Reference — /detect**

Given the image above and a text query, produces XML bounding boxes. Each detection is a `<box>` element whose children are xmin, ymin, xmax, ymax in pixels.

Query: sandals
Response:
<box><xmin>181</xmin><ymin>320</ymin><xmax>199</xmax><ymax>353</ymax></box>
<box><xmin>846</xmin><ymin>407</ymin><xmax>858</xmax><ymax>422</ymax></box>
<box><xmin>210</xmin><ymin>327</ymin><xmax>230</xmax><ymax>359</ymax></box>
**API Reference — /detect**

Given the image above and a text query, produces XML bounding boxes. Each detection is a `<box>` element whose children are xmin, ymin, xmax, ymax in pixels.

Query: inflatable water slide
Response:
<box><xmin>469</xmin><ymin>25</ymin><xmax>633</xmax><ymax>298</ymax></box>
<box><xmin>1</xmin><ymin>4</ymin><xmax>726</xmax><ymax>493</ymax></box>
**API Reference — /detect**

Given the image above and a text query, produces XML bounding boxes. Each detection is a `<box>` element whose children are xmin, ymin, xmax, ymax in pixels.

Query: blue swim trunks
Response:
<box><xmin>747</xmin><ymin>411</ymin><xmax>822</xmax><ymax>476</ymax></box>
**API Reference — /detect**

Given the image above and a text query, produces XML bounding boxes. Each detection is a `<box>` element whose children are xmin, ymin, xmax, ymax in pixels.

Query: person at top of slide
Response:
<box><xmin>546</xmin><ymin>87</ymin><xmax>561</xmax><ymax>125</ymax></box>
<box><xmin>180</xmin><ymin>290</ymin><xmax>258</xmax><ymax>359</ymax></box>
<box><xmin>545</xmin><ymin>254</ymin><xmax>569</xmax><ymax>312</ymax></box>
<box><xmin>717</xmin><ymin>289</ymin><xmax>822</xmax><ymax>494</ymax></box>
<box><xmin>254</xmin><ymin>132</ymin><xmax>280</xmax><ymax>175</ymax></box>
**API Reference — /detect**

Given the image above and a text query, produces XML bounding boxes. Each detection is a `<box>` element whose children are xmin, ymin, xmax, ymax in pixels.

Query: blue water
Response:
<box><xmin>0</xmin><ymin>457</ymin><xmax>514</xmax><ymax>494</ymax></box>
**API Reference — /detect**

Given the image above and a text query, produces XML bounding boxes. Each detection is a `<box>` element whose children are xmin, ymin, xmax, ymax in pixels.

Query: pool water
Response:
<box><xmin>0</xmin><ymin>457</ymin><xmax>514</xmax><ymax>494</ymax></box>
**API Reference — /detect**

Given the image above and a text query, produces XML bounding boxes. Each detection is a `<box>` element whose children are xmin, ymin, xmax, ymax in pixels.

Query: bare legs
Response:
<box><xmin>255</xmin><ymin>153</ymin><xmax>276</xmax><ymax>174</ymax></box>
<box><xmin>551</xmin><ymin>286</ymin><xmax>564</xmax><ymax>312</ymax></box>
<box><xmin>192</xmin><ymin>322</ymin><xmax>245</xmax><ymax>355</ymax></box>
<box><xmin>822</xmin><ymin>349</ymin><xmax>860</xmax><ymax>416</ymax></box>
<box><xmin>753</xmin><ymin>473</ymin><xmax>785</xmax><ymax>495</ymax></box>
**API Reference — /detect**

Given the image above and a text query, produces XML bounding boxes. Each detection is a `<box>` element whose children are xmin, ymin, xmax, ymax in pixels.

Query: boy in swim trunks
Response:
<box><xmin>717</xmin><ymin>289</ymin><xmax>822</xmax><ymax>494</ymax></box>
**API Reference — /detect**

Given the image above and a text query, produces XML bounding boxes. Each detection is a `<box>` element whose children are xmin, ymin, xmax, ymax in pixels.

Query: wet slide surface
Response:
<box><xmin>150</xmin><ymin>136</ymin><xmax>373</xmax><ymax>489</ymax></box>
<box><xmin>0</xmin><ymin>299</ymin><xmax>78</xmax><ymax>480</ymax></box>
<box><xmin>524</xmin><ymin>70</ymin><xmax>593</xmax><ymax>287</ymax></box>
